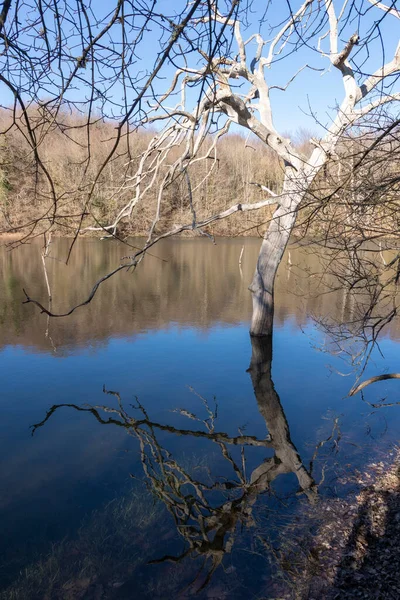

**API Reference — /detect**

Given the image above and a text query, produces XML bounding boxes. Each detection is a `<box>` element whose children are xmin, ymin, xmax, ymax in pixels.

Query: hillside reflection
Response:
<box><xmin>2</xmin><ymin>237</ymin><xmax>398</xmax><ymax>353</ymax></box>
<box><xmin>32</xmin><ymin>336</ymin><xmax>322</xmax><ymax>596</ymax></box>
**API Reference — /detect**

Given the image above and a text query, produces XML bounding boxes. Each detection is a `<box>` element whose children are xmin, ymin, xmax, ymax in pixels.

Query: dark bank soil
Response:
<box><xmin>278</xmin><ymin>448</ymin><xmax>400</xmax><ymax>600</ymax></box>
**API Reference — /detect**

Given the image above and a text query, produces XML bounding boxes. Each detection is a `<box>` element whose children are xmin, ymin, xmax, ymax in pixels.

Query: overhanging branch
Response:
<box><xmin>22</xmin><ymin>194</ymin><xmax>282</xmax><ymax>317</ymax></box>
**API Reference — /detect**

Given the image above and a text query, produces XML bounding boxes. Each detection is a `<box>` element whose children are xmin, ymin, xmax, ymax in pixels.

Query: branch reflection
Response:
<box><xmin>32</xmin><ymin>336</ymin><xmax>318</xmax><ymax>593</ymax></box>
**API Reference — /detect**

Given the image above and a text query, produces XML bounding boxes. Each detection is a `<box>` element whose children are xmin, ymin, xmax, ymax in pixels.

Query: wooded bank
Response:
<box><xmin>0</xmin><ymin>111</ymin><xmax>287</xmax><ymax>238</ymax></box>
<box><xmin>1</xmin><ymin>111</ymin><xmax>398</xmax><ymax>245</ymax></box>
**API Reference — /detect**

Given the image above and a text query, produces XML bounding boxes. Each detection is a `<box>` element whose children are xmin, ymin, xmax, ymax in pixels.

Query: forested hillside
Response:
<box><xmin>0</xmin><ymin>109</ymin><xmax>286</xmax><ymax>237</ymax></box>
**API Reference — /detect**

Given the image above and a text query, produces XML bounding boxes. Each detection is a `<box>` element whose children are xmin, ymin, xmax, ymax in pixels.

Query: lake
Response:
<box><xmin>0</xmin><ymin>237</ymin><xmax>399</xmax><ymax>599</ymax></box>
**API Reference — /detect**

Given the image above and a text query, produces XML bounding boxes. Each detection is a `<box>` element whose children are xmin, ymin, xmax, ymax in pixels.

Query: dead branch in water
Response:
<box><xmin>349</xmin><ymin>373</ymin><xmax>400</xmax><ymax>396</ymax></box>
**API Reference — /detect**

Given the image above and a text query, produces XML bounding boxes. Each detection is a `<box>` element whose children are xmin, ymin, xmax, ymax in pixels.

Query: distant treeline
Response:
<box><xmin>0</xmin><ymin>107</ymin><xmax>398</xmax><ymax>240</ymax></box>
<box><xmin>0</xmin><ymin>108</ymin><xmax>292</xmax><ymax>237</ymax></box>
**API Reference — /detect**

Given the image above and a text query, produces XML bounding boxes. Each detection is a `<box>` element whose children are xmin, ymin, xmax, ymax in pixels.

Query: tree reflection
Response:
<box><xmin>248</xmin><ymin>336</ymin><xmax>316</xmax><ymax>501</ymax></box>
<box><xmin>32</xmin><ymin>336</ymin><xmax>318</xmax><ymax>593</ymax></box>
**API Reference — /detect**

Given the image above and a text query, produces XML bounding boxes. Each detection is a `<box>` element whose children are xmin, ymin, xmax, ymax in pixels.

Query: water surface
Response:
<box><xmin>0</xmin><ymin>238</ymin><xmax>399</xmax><ymax>598</ymax></box>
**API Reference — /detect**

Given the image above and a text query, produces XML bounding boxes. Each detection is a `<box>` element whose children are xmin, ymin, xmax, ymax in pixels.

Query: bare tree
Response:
<box><xmin>1</xmin><ymin>1</ymin><xmax>399</xmax><ymax>337</ymax></box>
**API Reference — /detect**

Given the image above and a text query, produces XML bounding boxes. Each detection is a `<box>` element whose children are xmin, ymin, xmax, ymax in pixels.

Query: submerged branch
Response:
<box><xmin>349</xmin><ymin>373</ymin><xmax>400</xmax><ymax>396</ymax></box>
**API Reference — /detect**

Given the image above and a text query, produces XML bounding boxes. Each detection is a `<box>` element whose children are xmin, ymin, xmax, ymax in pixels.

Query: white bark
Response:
<box><xmin>23</xmin><ymin>1</ymin><xmax>400</xmax><ymax>327</ymax></box>
<box><xmin>249</xmin><ymin>173</ymin><xmax>306</xmax><ymax>335</ymax></box>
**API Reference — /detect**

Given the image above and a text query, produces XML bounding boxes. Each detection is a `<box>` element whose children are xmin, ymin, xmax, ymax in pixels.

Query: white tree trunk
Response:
<box><xmin>249</xmin><ymin>188</ymin><xmax>303</xmax><ymax>336</ymax></box>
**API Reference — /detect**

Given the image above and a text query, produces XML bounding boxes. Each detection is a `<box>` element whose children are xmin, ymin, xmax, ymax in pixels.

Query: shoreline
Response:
<box><xmin>275</xmin><ymin>447</ymin><xmax>400</xmax><ymax>599</ymax></box>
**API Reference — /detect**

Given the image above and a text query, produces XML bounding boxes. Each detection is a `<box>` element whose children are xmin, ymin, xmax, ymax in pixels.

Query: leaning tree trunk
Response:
<box><xmin>249</xmin><ymin>180</ymin><xmax>304</xmax><ymax>336</ymax></box>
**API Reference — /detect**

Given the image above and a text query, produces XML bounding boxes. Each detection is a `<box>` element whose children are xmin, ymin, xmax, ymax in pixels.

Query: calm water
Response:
<box><xmin>0</xmin><ymin>238</ymin><xmax>399</xmax><ymax>599</ymax></box>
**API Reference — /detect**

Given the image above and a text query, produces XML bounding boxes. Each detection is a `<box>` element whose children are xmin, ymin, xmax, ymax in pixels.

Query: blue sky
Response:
<box><xmin>1</xmin><ymin>0</ymin><xmax>399</xmax><ymax>136</ymax></box>
<box><xmin>126</xmin><ymin>0</ymin><xmax>400</xmax><ymax>134</ymax></box>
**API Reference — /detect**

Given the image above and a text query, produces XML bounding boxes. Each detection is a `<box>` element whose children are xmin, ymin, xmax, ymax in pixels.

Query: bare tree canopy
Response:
<box><xmin>1</xmin><ymin>0</ymin><xmax>399</xmax><ymax>339</ymax></box>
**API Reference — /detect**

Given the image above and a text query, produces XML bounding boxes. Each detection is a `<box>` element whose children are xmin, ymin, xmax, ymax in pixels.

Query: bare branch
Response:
<box><xmin>367</xmin><ymin>0</ymin><xmax>400</xmax><ymax>19</ymax></box>
<box><xmin>269</xmin><ymin>64</ymin><xmax>324</xmax><ymax>92</ymax></box>
<box><xmin>248</xmin><ymin>182</ymin><xmax>278</xmax><ymax>197</ymax></box>
<box><xmin>0</xmin><ymin>0</ymin><xmax>11</xmax><ymax>34</ymax></box>
<box><xmin>354</xmin><ymin>92</ymin><xmax>400</xmax><ymax>118</ymax></box>
<box><xmin>360</xmin><ymin>41</ymin><xmax>400</xmax><ymax>98</ymax></box>
<box><xmin>265</xmin><ymin>0</ymin><xmax>313</xmax><ymax>68</ymax></box>
<box><xmin>349</xmin><ymin>373</ymin><xmax>400</xmax><ymax>396</ymax></box>
<box><xmin>23</xmin><ymin>264</ymin><xmax>131</xmax><ymax>317</ymax></box>
<box><xmin>332</xmin><ymin>32</ymin><xmax>360</xmax><ymax>68</ymax></box>
<box><xmin>22</xmin><ymin>193</ymin><xmax>283</xmax><ymax>317</ymax></box>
